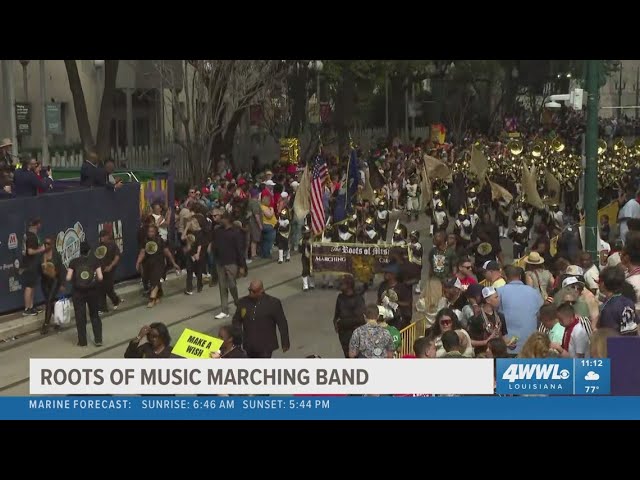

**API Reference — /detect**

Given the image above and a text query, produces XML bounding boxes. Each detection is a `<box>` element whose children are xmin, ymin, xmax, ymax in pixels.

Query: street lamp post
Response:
<box><xmin>614</xmin><ymin>63</ymin><xmax>626</xmax><ymax>120</ymax></box>
<box><xmin>308</xmin><ymin>60</ymin><xmax>323</xmax><ymax>103</ymax></box>
<box><xmin>584</xmin><ymin>60</ymin><xmax>600</xmax><ymax>262</ymax></box>
<box><xmin>635</xmin><ymin>66</ymin><xmax>640</xmax><ymax>121</ymax></box>
<box><xmin>19</xmin><ymin>60</ymin><xmax>29</xmax><ymax>101</ymax></box>
<box><xmin>39</xmin><ymin>60</ymin><xmax>49</xmax><ymax>164</ymax></box>
<box><xmin>308</xmin><ymin>60</ymin><xmax>323</xmax><ymax>124</ymax></box>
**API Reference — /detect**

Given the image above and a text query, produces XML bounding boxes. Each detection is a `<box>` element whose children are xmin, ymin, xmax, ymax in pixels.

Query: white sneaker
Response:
<box><xmin>215</xmin><ymin>312</ymin><xmax>230</xmax><ymax>319</ymax></box>
<box><xmin>246</xmin><ymin>259</ymin><xmax>253</xmax><ymax>264</ymax></box>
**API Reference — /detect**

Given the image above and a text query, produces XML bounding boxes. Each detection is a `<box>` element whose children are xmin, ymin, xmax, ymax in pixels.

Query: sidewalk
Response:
<box><xmin>0</xmin><ymin>255</ymin><xmax>305</xmax><ymax>394</ymax></box>
<box><xmin>0</xmin><ymin>257</ymin><xmax>275</xmax><ymax>343</ymax></box>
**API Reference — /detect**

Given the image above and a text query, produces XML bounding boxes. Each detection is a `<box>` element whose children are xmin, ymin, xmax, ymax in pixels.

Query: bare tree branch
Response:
<box><xmin>156</xmin><ymin>59</ymin><xmax>286</xmax><ymax>183</ymax></box>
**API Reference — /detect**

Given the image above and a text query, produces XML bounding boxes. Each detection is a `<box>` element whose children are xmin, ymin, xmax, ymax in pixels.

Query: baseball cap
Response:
<box><xmin>443</xmin><ymin>277</ymin><xmax>463</xmax><ymax>290</ymax></box>
<box><xmin>281</xmin><ymin>191</ymin><xmax>289</xmax><ymax>198</ymax></box>
<box><xmin>265</xmin><ymin>179</ymin><xmax>276</xmax><ymax>186</ymax></box>
<box><xmin>482</xmin><ymin>286</ymin><xmax>498</xmax><ymax>299</ymax></box>
<box><xmin>562</xmin><ymin>276</ymin><xmax>585</xmax><ymax>288</ymax></box>
<box><xmin>482</xmin><ymin>261</ymin><xmax>501</xmax><ymax>272</ymax></box>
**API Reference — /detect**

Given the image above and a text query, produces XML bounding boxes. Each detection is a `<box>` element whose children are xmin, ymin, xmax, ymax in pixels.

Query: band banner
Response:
<box><xmin>310</xmin><ymin>242</ymin><xmax>409</xmax><ymax>281</ymax></box>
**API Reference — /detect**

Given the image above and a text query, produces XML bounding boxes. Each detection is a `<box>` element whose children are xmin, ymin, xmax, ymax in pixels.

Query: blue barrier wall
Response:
<box><xmin>0</xmin><ymin>183</ymin><xmax>141</xmax><ymax>314</ymax></box>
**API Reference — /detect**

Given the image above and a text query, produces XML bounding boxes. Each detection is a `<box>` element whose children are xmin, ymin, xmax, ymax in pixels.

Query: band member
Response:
<box><xmin>358</xmin><ymin>217</ymin><xmax>380</xmax><ymax>244</ymax></box>
<box><xmin>432</xmin><ymin>199</ymin><xmax>449</xmax><ymax>234</ymax></box>
<box><xmin>406</xmin><ymin>174</ymin><xmax>420</xmax><ymax>221</ymax></box>
<box><xmin>513</xmin><ymin>199</ymin><xmax>532</xmax><ymax>237</ymax></box>
<box><xmin>496</xmin><ymin>198</ymin><xmax>511</xmax><ymax>239</ymax></box>
<box><xmin>454</xmin><ymin>208</ymin><xmax>473</xmax><ymax>247</ymax></box>
<box><xmin>549</xmin><ymin>203</ymin><xmax>564</xmax><ymax>236</ymax></box>
<box><xmin>300</xmin><ymin>225</ymin><xmax>315</xmax><ymax>291</ymax></box>
<box><xmin>334</xmin><ymin>222</ymin><xmax>355</xmax><ymax>243</ymax></box>
<box><xmin>467</xmin><ymin>186</ymin><xmax>479</xmax><ymax>212</ymax></box>
<box><xmin>430</xmin><ymin>189</ymin><xmax>444</xmax><ymax>236</ymax></box>
<box><xmin>508</xmin><ymin>215</ymin><xmax>529</xmax><ymax>260</ymax></box>
<box><xmin>392</xmin><ymin>223</ymin><xmax>408</xmax><ymax>246</ymax></box>
<box><xmin>320</xmin><ymin>221</ymin><xmax>336</xmax><ymax>289</ymax></box>
<box><xmin>468</xmin><ymin>205</ymin><xmax>480</xmax><ymax>230</ymax></box>
<box><xmin>376</xmin><ymin>199</ymin><xmax>390</xmax><ymax>240</ymax></box>
<box><xmin>276</xmin><ymin>206</ymin><xmax>291</xmax><ymax>264</ymax></box>
<box><xmin>407</xmin><ymin>230</ymin><xmax>424</xmax><ymax>294</ymax></box>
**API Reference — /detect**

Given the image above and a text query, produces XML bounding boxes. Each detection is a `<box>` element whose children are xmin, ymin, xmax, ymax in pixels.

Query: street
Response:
<box><xmin>0</xmin><ymin>211</ymin><xmax>516</xmax><ymax>396</ymax></box>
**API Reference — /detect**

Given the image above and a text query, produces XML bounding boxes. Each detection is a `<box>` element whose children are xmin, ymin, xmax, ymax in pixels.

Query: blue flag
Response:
<box><xmin>346</xmin><ymin>148</ymin><xmax>359</xmax><ymax>214</ymax></box>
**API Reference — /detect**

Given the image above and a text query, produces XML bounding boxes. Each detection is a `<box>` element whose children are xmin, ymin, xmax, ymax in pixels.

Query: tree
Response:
<box><xmin>64</xmin><ymin>60</ymin><xmax>119</xmax><ymax>159</ymax></box>
<box><xmin>159</xmin><ymin>60</ymin><xmax>285</xmax><ymax>184</ymax></box>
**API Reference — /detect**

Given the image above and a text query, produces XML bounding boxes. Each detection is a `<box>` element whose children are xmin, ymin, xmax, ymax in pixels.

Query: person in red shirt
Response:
<box><xmin>262</xmin><ymin>180</ymin><xmax>276</xmax><ymax>208</ymax></box>
<box><xmin>236</xmin><ymin>178</ymin><xmax>249</xmax><ymax>200</ymax></box>
<box><xmin>455</xmin><ymin>257</ymin><xmax>478</xmax><ymax>292</ymax></box>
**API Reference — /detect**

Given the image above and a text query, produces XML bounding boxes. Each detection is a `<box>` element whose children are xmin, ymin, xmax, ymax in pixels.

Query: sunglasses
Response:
<box><xmin>189</xmin><ymin>190</ymin><xmax>196</xmax><ymax>194</ymax></box>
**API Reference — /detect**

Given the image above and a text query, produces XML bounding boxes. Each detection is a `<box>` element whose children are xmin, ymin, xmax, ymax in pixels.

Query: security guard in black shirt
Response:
<box><xmin>67</xmin><ymin>241</ymin><xmax>104</xmax><ymax>347</ymax></box>
<box><xmin>232</xmin><ymin>279</ymin><xmax>290</xmax><ymax>358</ymax></box>
<box><xmin>95</xmin><ymin>229</ymin><xmax>122</xmax><ymax>312</ymax></box>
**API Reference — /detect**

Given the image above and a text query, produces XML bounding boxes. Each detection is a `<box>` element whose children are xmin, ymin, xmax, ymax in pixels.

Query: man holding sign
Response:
<box><xmin>233</xmin><ymin>279</ymin><xmax>290</xmax><ymax>358</ymax></box>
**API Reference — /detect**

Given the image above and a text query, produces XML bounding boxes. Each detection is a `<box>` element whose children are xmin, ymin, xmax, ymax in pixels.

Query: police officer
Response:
<box><xmin>66</xmin><ymin>241</ymin><xmax>104</xmax><ymax>347</ymax></box>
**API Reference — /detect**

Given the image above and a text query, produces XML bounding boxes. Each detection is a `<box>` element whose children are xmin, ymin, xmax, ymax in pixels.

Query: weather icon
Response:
<box><xmin>585</xmin><ymin>371</ymin><xmax>600</xmax><ymax>381</ymax></box>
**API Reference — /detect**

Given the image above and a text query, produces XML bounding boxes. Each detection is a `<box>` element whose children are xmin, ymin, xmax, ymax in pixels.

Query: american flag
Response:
<box><xmin>310</xmin><ymin>155</ymin><xmax>329</xmax><ymax>235</ymax></box>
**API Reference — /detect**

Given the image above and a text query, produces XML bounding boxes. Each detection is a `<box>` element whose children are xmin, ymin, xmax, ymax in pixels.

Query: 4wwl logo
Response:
<box><xmin>496</xmin><ymin>360</ymin><xmax>574</xmax><ymax>394</ymax></box>
<box><xmin>502</xmin><ymin>364</ymin><xmax>570</xmax><ymax>382</ymax></box>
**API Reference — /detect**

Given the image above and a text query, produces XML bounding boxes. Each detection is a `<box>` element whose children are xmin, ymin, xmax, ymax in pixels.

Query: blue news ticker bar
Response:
<box><xmin>6</xmin><ymin>396</ymin><xmax>640</xmax><ymax>420</ymax></box>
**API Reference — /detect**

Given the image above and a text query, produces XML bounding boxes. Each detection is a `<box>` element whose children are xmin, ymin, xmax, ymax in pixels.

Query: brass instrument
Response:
<box><xmin>597</xmin><ymin>139</ymin><xmax>608</xmax><ymax>155</ymax></box>
<box><xmin>531</xmin><ymin>139</ymin><xmax>545</xmax><ymax>158</ymax></box>
<box><xmin>613</xmin><ymin>137</ymin><xmax>628</xmax><ymax>156</ymax></box>
<box><xmin>551</xmin><ymin>136</ymin><xmax>565</xmax><ymax>153</ymax></box>
<box><xmin>507</xmin><ymin>138</ymin><xmax>524</xmax><ymax>156</ymax></box>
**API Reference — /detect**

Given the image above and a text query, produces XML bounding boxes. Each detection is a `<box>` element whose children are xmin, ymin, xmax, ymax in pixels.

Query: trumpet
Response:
<box><xmin>507</xmin><ymin>138</ymin><xmax>524</xmax><ymax>156</ymax></box>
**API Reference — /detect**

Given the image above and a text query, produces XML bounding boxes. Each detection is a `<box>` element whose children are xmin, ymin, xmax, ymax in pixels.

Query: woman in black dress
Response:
<box><xmin>135</xmin><ymin>224</ymin><xmax>180</xmax><ymax>308</ymax></box>
<box><xmin>124</xmin><ymin>322</ymin><xmax>172</xmax><ymax>358</ymax></box>
<box><xmin>39</xmin><ymin>236</ymin><xmax>67</xmax><ymax>334</ymax></box>
<box><xmin>211</xmin><ymin>324</ymin><xmax>247</xmax><ymax>358</ymax></box>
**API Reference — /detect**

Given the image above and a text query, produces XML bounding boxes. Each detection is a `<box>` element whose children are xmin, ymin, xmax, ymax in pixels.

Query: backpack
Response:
<box><xmin>74</xmin><ymin>256</ymin><xmax>97</xmax><ymax>289</ymax></box>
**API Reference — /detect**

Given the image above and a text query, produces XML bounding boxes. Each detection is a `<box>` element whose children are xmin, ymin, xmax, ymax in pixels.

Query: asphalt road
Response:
<box><xmin>0</xmin><ymin>210</ymin><xmax>516</xmax><ymax>395</ymax></box>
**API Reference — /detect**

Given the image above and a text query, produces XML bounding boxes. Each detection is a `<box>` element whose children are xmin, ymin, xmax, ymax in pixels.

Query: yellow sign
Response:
<box><xmin>171</xmin><ymin>328</ymin><xmax>224</xmax><ymax>359</ymax></box>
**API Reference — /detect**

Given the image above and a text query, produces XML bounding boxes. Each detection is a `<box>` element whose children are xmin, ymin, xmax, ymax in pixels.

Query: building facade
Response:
<box><xmin>0</xmin><ymin>60</ymin><xmax>182</xmax><ymax>155</ymax></box>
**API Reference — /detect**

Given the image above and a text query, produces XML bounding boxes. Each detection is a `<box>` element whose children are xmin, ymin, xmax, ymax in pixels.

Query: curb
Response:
<box><xmin>0</xmin><ymin>257</ymin><xmax>274</xmax><ymax>343</ymax></box>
